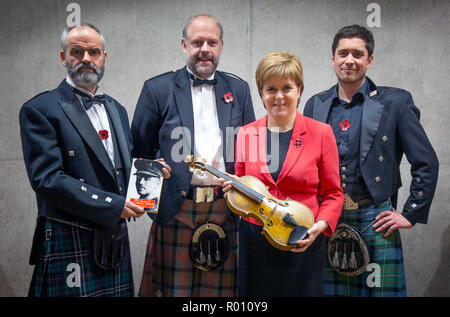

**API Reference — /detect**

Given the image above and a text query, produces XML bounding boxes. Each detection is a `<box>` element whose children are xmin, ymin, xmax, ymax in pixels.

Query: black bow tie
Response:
<box><xmin>189</xmin><ymin>73</ymin><xmax>217</xmax><ymax>87</ymax></box>
<box><xmin>74</xmin><ymin>88</ymin><xmax>106</xmax><ymax>110</ymax></box>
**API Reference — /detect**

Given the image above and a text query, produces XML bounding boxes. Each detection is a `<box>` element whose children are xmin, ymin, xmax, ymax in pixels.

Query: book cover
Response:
<box><xmin>126</xmin><ymin>158</ymin><xmax>165</xmax><ymax>213</ymax></box>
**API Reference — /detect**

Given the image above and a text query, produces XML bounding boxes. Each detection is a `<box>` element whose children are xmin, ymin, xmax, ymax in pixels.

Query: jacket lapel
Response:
<box><xmin>312</xmin><ymin>87</ymin><xmax>335</xmax><ymax>123</ymax></box>
<box><xmin>310</xmin><ymin>78</ymin><xmax>383</xmax><ymax>167</ymax></box>
<box><xmin>214</xmin><ymin>72</ymin><xmax>232</xmax><ymax>136</ymax></box>
<box><xmin>360</xmin><ymin>79</ymin><xmax>383</xmax><ymax>165</ymax></box>
<box><xmin>104</xmin><ymin>98</ymin><xmax>131</xmax><ymax>180</ymax></box>
<box><xmin>174</xmin><ymin>68</ymin><xmax>195</xmax><ymax>153</ymax></box>
<box><xmin>214</xmin><ymin>72</ymin><xmax>233</xmax><ymax>161</ymax></box>
<box><xmin>57</xmin><ymin>81</ymin><xmax>115</xmax><ymax>179</ymax></box>
<box><xmin>253</xmin><ymin>117</ymin><xmax>276</xmax><ymax>186</ymax></box>
<box><xmin>276</xmin><ymin>112</ymin><xmax>306</xmax><ymax>183</ymax></box>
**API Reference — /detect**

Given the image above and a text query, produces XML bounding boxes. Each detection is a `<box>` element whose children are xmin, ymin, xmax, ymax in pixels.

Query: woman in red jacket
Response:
<box><xmin>220</xmin><ymin>51</ymin><xmax>344</xmax><ymax>296</ymax></box>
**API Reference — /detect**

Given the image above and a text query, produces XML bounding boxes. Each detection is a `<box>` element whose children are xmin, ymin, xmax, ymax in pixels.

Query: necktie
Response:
<box><xmin>74</xmin><ymin>88</ymin><xmax>106</xmax><ymax>110</ymax></box>
<box><xmin>189</xmin><ymin>73</ymin><xmax>217</xmax><ymax>87</ymax></box>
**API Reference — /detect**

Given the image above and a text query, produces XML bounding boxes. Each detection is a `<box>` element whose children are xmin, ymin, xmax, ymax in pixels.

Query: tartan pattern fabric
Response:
<box><xmin>29</xmin><ymin>219</ymin><xmax>134</xmax><ymax>297</ymax></box>
<box><xmin>139</xmin><ymin>198</ymin><xmax>238</xmax><ymax>297</ymax></box>
<box><xmin>323</xmin><ymin>201</ymin><xmax>407</xmax><ymax>296</ymax></box>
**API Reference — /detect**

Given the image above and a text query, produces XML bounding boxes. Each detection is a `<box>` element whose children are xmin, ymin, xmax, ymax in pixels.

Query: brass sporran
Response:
<box><xmin>327</xmin><ymin>223</ymin><xmax>369</xmax><ymax>277</ymax></box>
<box><xmin>189</xmin><ymin>223</ymin><xmax>229</xmax><ymax>272</ymax></box>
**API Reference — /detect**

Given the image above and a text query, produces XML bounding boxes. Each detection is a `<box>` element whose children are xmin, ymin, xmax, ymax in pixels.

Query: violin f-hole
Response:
<box><xmin>259</xmin><ymin>208</ymin><xmax>273</xmax><ymax>227</ymax></box>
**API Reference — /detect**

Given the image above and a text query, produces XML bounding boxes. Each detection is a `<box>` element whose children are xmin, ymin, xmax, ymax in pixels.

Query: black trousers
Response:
<box><xmin>238</xmin><ymin>220</ymin><xmax>326</xmax><ymax>297</ymax></box>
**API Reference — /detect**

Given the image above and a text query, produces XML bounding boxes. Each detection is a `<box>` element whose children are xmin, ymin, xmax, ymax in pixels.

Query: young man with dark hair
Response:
<box><xmin>304</xmin><ymin>24</ymin><xmax>438</xmax><ymax>296</ymax></box>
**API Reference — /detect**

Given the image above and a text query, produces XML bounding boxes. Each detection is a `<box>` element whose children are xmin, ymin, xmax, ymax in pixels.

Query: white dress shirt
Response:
<box><xmin>187</xmin><ymin>68</ymin><xmax>225</xmax><ymax>186</ymax></box>
<box><xmin>66</xmin><ymin>76</ymin><xmax>115</xmax><ymax>166</ymax></box>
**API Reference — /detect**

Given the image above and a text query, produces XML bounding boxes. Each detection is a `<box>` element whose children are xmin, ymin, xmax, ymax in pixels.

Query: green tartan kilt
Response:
<box><xmin>323</xmin><ymin>201</ymin><xmax>407</xmax><ymax>297</ymax></box>
<box><xmin>29</xmin><ymin>219</ymin><xmax>134</xmax><ymax>297</ymax></box>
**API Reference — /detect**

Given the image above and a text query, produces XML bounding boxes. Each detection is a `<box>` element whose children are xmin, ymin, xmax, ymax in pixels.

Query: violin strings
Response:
<box><xmin>203</xmin><ymin>165</ymin><xmax>265</xmax><ymax>203</ymax></box>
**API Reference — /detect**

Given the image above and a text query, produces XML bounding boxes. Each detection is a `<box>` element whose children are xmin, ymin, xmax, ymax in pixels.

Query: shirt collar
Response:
<box><xmin>332</xmin><ymin>77</ymin><xmax>369</xmax><ymax>107</ymax></box>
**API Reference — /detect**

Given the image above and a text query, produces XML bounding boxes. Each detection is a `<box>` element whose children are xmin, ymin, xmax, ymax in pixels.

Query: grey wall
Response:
<box><xmin>0</xmin><ymin>0</ymin><xmax>448</xmax><ymax>297</ymax></box>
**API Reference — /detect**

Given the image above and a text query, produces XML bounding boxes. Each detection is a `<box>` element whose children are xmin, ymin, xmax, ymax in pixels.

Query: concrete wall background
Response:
<box><xmin>0</xmin><ymin>0</ymin><xmax>448</xmax><ymax>296</ymax></box>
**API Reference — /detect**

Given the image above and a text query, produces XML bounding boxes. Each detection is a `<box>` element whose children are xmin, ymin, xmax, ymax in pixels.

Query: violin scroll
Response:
<box><xmin>184</xmin><ymin>155</ymin><xmax>207</xmax><ymax>173</ymax></box>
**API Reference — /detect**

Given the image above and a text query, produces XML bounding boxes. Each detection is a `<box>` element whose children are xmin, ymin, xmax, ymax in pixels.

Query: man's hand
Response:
<box><xmin>373</xmin><ymin>210</ymin><xmax>413</xmax><ymax>237</ymax></box>
<box><xmin>217</xmin><ymin>174</ymin><xmax>239</xmax><ymax>198</ymax></box>
<box><xmin>154</xmin><ymin>158</ymin><xmax>171</xmax><ymax>179</ymax></box>
<box><xmin>291</xmin><ymin>220</ymin><xmax>328</xmax><ymax>253</ymax></box>
<box><xmin>121</xmin><ymin>200</ymin><xmax>145</xmax><ymax>219</ymax></box>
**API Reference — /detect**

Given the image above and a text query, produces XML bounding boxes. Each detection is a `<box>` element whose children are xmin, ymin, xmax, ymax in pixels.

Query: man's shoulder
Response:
<box><xmin>144</xmin><ymin>69</ymin><xmax>180</xmax><ymax>84</ymax></box>
<box><xmin>362</xmin><ymin>77</ymin><xmax>411</xmax><ymax>101</ymax></box>
<box><xmin>306</xmin><ymin>85</ymin><xmax>336</xmax><ymax>104</ymax></box>
<box><xmin>218</xmin><ymin>70</ymin><xmax>246</xmax><ymax>82</ymax></box>
<box><xmin>149</xmin><ymin>69</ymin><xmax>179</xmax><ymax>80</ymax></box>
<box><xmin>139</xmin><ymin>69</ymin><xmax>182</xmax><ymax>95</ymax></box>
<box><xmin>217</xmin><ymin>70</ymin><xmax>249</xmax><ymax>86</ymax></box>
<box><xmin>306</xmin><ymin>81</ymin><xmax>412</xmax><ymax>103</ymax></box>
<box><xmin>22</xmin><ymin>87</ymin><xmax>59</xmax><ymax>109</ymax></box>
<box><xmin>376</xmin><ymin>85</ymin><xmax>411</xmax><ymax>99</ymax></box>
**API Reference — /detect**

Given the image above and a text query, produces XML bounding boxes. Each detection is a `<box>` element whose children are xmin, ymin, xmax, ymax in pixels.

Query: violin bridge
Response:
<box><xmin>270</xmin><ymin>201</ymin><xmax>277</xmax><ymax>215</ymax></box>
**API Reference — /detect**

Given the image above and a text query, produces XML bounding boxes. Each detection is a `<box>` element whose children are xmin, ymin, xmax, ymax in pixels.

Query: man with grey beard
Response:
<box><xmin>132</xmin><ymin>14</ymin><xmax>255</xmax><ymax>297</ymax></box>
<box><xmin>19</xmin><ymin>23</ymin><xmax>157</xmax><ymax>296</ymax></box>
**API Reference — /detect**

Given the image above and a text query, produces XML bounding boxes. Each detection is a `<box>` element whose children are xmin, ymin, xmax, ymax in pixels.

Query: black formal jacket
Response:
<box><xmin>20</xmin><ymin>80</ymin><xmax>133</xmax><ymax>233</ymax></box>
<box><xmin>131</xmin><ymin>67</ymin><xmax>255</xmax><ymax>224</ymax></box>
<box><xmin>304</xmin><ymin>77</ymin><xmax>439</xmax><ymax>225</ymax></box>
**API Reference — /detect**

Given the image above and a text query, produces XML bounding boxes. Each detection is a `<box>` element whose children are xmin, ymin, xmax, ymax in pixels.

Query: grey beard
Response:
<box><xmin>66</xmin><ymin>61</ymin><xmax>105</xmax><ymax>87</ymax></box>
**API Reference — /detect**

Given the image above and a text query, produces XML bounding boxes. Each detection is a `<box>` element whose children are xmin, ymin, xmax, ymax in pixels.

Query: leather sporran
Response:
<box><xmin>93</xmin><ymin>221</ymin><xmax>129</xmax><ymax>270</ymax></box>
<box><xmin>327</xmin><ymin>223</ymin><xmax>369</xmax><ymax>276</ymax></box>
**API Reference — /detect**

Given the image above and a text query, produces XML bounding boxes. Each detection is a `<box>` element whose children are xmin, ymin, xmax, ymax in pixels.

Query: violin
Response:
<box><xmin>185</xmin><ymin>156</ymin><xmax>315</xmax><ymax>251</ymax></box>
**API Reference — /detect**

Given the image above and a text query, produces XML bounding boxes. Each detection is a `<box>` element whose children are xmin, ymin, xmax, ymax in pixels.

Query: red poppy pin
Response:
<box><xmin>224</xmin><ymin>92</ymin><xmax>234</xmax><ymax>104</ymax></box>
<box><xmin>340</xmin><ymin>120</ymin><xmax>351</xmax><ymax>131</ymax></box>
<box><xmin>99</xmin><ymin>129</ymin><xmax>109</xmax><ymax>140</ymax></box>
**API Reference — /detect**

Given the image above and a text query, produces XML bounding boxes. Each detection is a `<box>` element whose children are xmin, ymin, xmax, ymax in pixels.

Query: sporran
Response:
<box><xmin>189</xmin><ymin>222</ymin><xmax>229</xmax><ymax>272</ymax></box>
<box><xmin>327</xmin><ymin>223</ymin><xmax>370</xmax><ymax>277</ymax></box>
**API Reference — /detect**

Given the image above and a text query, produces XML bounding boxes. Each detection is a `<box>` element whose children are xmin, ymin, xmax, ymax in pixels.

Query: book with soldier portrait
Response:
<box><xmin>125</xmin><ymin>158</ymin><xmax>165</xmax><ymax>214</ymax></box>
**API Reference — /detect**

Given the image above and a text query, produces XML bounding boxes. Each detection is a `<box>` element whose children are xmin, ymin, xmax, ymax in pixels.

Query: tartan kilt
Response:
<box><xmin>323</xmin><ymin>200</ymin><xmax>407</xmax><ymax>296</ymax></box>
<box><xmin>139</xmin><ymin>198</ymin><xmax>238</xmax><ymax>297</ymax></box>
<box><xmin>29</xmin><ymin>219</ymin><xmax>134</xmax><ymax>297</ymax></box>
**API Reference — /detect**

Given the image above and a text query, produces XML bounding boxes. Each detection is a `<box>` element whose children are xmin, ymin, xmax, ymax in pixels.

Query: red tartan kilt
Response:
<box><xmin>139</xmin><ymin>198</ymin><xmax>238</xmax><ymax>297</ymax></box>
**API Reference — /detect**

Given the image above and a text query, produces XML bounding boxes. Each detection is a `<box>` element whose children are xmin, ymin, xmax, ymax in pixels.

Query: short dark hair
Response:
<box><xmin>332</xmin><ymin>25</ymin><xmax>374</xmax><ymax>57</ymax></box>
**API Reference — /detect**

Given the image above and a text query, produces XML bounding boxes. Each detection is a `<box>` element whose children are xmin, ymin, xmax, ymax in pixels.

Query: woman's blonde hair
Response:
<box><xmin>255</xmin><ymin>51</ymin><xmax>304</xmax><ymax>93</ymax></box>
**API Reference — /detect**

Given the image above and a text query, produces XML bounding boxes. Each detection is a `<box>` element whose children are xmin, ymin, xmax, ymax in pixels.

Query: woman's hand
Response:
<box><xmin>290</xmin><ymin>220</ymin><xmax>328</xmax><ymax>253</ymax></box>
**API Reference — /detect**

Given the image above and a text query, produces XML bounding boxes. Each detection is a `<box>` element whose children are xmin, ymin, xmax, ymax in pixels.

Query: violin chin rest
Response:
<box><xmin>288</xmin><ymin>226</ymin><xmax>309</xmax><ymax>245</ymax></box>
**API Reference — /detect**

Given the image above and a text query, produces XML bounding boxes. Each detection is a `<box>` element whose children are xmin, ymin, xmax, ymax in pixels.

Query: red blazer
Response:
<box><xmin>235</xmin><ymin>111</ymin><xmax>343</xmax><ymax>236</ymax></box>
